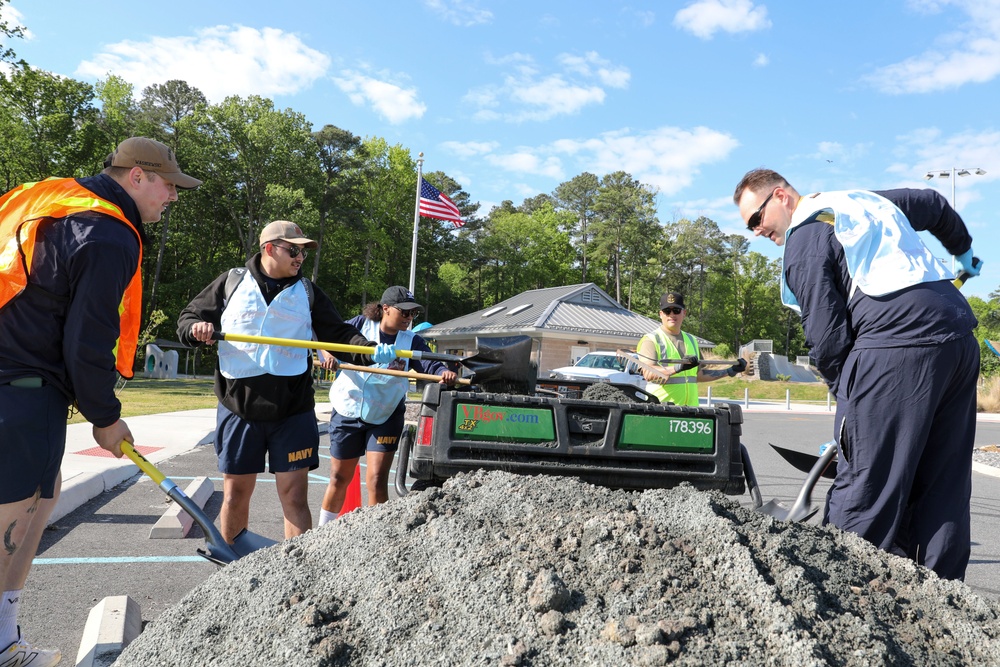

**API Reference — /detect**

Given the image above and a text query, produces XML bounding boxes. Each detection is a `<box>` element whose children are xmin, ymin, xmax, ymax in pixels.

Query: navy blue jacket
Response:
<box><xmin>0</xmin><ymin>174</ymin><xmax>143</xmax><ymax>427</ymax></box>
<box><xmin>784</xmin><ymin>188</ymin><xmax>978</xmax><ymax>395</ymax></box>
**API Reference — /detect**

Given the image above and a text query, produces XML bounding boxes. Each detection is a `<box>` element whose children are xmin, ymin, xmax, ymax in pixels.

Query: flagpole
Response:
<box><xmin>409</xmin><ymin>152</ymin><xmax>424</xmax><ymax>294</ymax></box>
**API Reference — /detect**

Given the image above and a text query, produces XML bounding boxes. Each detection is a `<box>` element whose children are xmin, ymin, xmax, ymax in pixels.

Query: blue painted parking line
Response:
<box><xmin>146</xmin><ymin>475</ymin><xmax>335</xmax><ymax>485</ymax></box>
<box><xmin>33</xmin><ymin>556</ymin><xmax>206</xmax><ymax>565</ymax></box>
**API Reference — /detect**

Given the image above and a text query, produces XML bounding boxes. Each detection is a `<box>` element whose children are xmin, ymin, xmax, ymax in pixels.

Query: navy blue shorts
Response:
<box><xmin>0</xmin><ymin>383</ymin><xmax>69</xmax><ymax>502</ymax></box>
<box><xmin>328</xmin><ymin>406</ymin><xmax>405</xmax><ymax>460</ymax></box>
<box><xmin>215</xmin><ymin>402</ymin><xmax>319</xmax><ymax>475</ymax></box>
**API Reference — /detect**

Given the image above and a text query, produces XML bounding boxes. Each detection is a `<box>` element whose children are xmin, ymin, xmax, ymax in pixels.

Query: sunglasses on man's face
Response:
<box><xmin>746</xmin><ymin>188</ymin><xmax>778</xmax><ymax>232</ymax></box>
<box><xmin>662</xmin><ymin>307</ymin><xmax>684</xmax><ymax>315</ymax></box>
<box><xmin>271</xmin><ymin>243</ymin><xmax>307</xmax><ymax>259</ymax></box>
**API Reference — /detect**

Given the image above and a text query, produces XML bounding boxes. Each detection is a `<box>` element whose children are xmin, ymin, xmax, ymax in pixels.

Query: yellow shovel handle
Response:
<box><xmin>214</xmin><ymin>331</ymin><xmax>416</xmax><ymax>359</ymax></box>
<box><xmin>121</xmin><ymin>441</ymin><xmax>166</xmax><ymax>485</ymax></box>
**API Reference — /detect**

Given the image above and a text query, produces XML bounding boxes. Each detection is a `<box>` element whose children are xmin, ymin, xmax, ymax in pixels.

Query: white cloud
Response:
<box><xmin>753</xmin><ymin>53</ymin><xmax>769</xmax><ymax>68</ymax></box>
<box><xmin>462</xmin><ymin>126</ymin><xmax>738</xmax><ymax>196</ymax></box>
<box><xmin>467</xmin><ymin>52</ymin><xmax>630</xmax><ymax>122</ymax></box>
<box><xmin>75</xmin><ymin>25</ymin><xmax>329</xmax><ymax>101</ymax></box>
<box><xmin>894</xmin><ymin>127</ymin><xmax>1000</xmax><ymax>183</ymax></box>
<box><xmin>423</xmin><ymin>0</ymin><xmax>493</xmax><ymax>26</ymax></box>
<box><xmin>440</xmin><ymin>140</ymin><xmax>500</xmax><ymax>158</ymax></box>
<box><xmin>557</xmin><ymin>52</ymin><xmax>631</xmax><ymax>88</ymax></box>
<box><xmin>333</xmin><ymin>70</ymin><xmax>426</xmax><ymax>124</ymax></box>
<box><xmin>484</xmin><ymin>151</ymin><xmax>565</xmax><ymax>180</ymax></box>
<box><xmin>3</xmin><ymin>4</ymin><xmax>32</xmax><ymax>39</ymax></box>
<box><xmin>550</xmin><ymin>126</ymin><xmax>739</xmax><ymax>195</ymax></box>
<box><xmin>865</xmin><ymin>0</ymin><xmax>1000</xmax><ymax>93</ymax></box>
<box><xmin>673</xmin><ymin>0</ymin><xmax>771</xmax><ymax>40</ymax></box>
<box><xmin>508</xmin><ymin>76</ymin><xmax>605</xmax><ymax>120</ymax></box>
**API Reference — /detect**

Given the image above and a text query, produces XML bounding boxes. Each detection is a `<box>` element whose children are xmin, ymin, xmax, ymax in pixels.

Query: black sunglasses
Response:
<box><xmin>392</xmin><ymin>306</ymin><xmax>420</xmax><ymax>318</ymax></box>
<box><xmin>746</xmin><ymin>188</ymin><xmax>778</xmax><ymax>231</ymax></box>
<box><xmin>662</xmin><ymin>307</ymin><xmax>684</xmax><ymax>315</ymax></box>
<box><xmin>271</xmin><ymin>243</ymin><xmax>307</xmax><ymax>259</ymax></box>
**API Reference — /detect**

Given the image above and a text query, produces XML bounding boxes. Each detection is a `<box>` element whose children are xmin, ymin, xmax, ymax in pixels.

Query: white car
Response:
<box><xmin>547</xmin><ymin>351</ymin><xmax>652</xmax><ymax>391</ymax></box>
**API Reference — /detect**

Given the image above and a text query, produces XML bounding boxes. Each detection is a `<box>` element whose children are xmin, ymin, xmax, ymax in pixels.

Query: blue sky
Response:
<box><xmin>5</xmin><ymin>0</ymin><xmax>1000</xmax><ymax>298</ymax></box>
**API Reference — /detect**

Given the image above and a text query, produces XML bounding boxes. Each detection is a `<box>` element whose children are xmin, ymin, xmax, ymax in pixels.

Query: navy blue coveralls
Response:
<box><xmin>784</xmin><ymin>188</ymin><xmax>979</xmax><ymax>581</ymax></box>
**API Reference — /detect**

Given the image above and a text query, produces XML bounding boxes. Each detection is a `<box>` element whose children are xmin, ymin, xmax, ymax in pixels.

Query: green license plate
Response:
<box><xmin>453</xmin><ymin>404</ymin><xmax>556</xmax><ymax>443</ymax></box>
<box><xmin>618</xmin><ymin>414</ymin><xmax>715</xmax><ymax>452</ymax></box>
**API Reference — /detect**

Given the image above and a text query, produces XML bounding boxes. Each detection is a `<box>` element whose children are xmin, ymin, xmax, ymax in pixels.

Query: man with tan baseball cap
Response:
<box><xmin>177</xmin><ymin>217</ymin><xmax>393</xmax><ymax>549</ymax></box>
<box><xmin>106</xmin><ymin>137</ymin><xmax>202</xmax><ymax>190</ymax></box>
<box><xmin>259</xmin><ymin>220</ymin><xmax>319</xmax><ymax>249</ymax></box>
<box><xmin>0</xmin><ymin>135</ymin><xmax>201</xmax><ymax>666</ymax></box>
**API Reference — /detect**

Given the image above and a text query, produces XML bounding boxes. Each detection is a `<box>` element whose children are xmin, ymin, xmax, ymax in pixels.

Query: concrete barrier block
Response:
<box><xmin>149</xmin><ymin>476</ymin><xmax>215</xmax><ymax>539</ymax></box>
<box><xmin>75</xmin><ymin>595</ymin><xmax>141</xmax><ymax>667</ymax></box>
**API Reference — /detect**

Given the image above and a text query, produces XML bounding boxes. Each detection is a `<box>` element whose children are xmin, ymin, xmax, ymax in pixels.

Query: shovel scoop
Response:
<box><xmin>755</xmin><ymin>441</ymin><xmax>838</xmax><ymax>522</ymax></box>
<box><xmin>121</xmin><ymin>441</ymin><xmax>276</xmax><ymax>565</ymax></box>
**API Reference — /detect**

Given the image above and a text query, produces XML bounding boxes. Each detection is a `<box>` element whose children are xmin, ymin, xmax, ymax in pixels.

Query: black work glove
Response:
<box><xmin>727</xmin><ymin>358</ymin><xmax>748</xmax><ymax>377</ymax></box>
<box><xmin>672</xmin><ymin>355</ymin><xmax>699</xmax><ymax>373</ymax></box>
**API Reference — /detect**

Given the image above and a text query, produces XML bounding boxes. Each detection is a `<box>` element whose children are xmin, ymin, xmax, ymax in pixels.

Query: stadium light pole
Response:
<box><xmin>924</xmin><ymin>167</ymin><xmax>987</xmax><ymax>210</ymax></box>
<box><xmin>924</xmin><ymin>167</ymin><xmax>986</xmax><ymax>269</ymax></box>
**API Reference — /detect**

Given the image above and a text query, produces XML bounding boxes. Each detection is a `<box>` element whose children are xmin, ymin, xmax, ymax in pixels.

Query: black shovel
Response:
<box><xmin>770</xmin><ymin>442</ymin><xmax>838</xmax><ymax>479</ymax></box>
<box><xmin>756</xmin><ymin>442</ymin><xmax>838</xmax><ymax>522</ymax></box>
<box><xmin>121</xmin><ymin>441</ymin><xmax>276</xmax><ymax>565</ymax></box>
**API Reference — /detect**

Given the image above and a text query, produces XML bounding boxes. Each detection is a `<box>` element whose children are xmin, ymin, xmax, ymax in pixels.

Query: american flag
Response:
<box><xmin>419</xmin><ymin>177</ymin><xmax>464</xmax><ymax>228</ymax></box>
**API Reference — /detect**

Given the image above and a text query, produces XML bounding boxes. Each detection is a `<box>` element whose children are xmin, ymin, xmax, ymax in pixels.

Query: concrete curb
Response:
<box><xmin>75</xmin><ymin>595</ymin><xmax>141</xmax><ymax>667</ymax></box>
<box><xmin>973</xmin><ymin>461</ymin><xmax>1000</xmax><ymax>479</ymax></box>
<box><xmin>149</xmin><ymin>476</ymin><xmax>215</xmax><ymax>539</ymax></box>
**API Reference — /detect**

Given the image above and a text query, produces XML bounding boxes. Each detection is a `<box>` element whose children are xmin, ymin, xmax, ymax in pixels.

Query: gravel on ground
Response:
<box><xmin>114</xmin><ymin>469</ymin><xmax>1000</xmax><ymax>667</ymax></box>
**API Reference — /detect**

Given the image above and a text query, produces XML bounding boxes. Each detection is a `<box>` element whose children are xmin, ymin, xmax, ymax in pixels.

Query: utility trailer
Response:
<box><xmin>395</xmin><ymin>381</ymin><xmax>767</xmax><ymax>506</ymax></box>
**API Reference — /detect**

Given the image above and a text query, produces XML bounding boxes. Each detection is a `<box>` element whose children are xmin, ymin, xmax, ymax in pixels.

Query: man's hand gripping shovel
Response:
<box><xmin>121</xmin><ymin>442</ymin><xmax>276</xmax><ymax>565</ymax></box>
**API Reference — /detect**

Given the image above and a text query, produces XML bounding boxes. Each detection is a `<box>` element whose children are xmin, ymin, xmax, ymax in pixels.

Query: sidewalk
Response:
<box><xmin>51</xmin><ymin>401</ymin><xmax>1000</xmax><ymax>524</ymax></box>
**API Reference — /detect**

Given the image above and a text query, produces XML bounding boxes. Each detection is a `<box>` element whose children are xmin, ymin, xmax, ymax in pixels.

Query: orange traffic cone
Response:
<box><xmin>338</xmin><ymin>466</ymin><xmax>362</xmax><ymax>516</ymax></box>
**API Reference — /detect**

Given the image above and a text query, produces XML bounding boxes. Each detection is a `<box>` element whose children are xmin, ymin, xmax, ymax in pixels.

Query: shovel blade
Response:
<box><xmin>200</xmin><ymin>528</ymin><xmax>277</xmax><ymax>566</ymax></box>
<box><xmin>756</xmin><ymin>498</ymin><xmax>819</xmax><ymax>523</ymax></box>
<box><xmin>469</xmin><ymin>335</ymin><xmax>535</xmax><ymax>394</ymax></box>
<box><xmin>167</xmin><ymin>484</ymin><xmax>276</xmax><ymax>565</ymax></box>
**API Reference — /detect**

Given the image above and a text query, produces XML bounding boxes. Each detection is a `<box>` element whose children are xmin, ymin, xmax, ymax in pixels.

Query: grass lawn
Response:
<box><xmin>69</xmin><ymin>373</ymin><xmax>833</xmax><ymax>425</ymax></box>
<box><xmin>68</xmin><ymin>376</ymin><xmax>218</xmax><ymax>424</ymax></box>
<box><xmin>700</xmin><ymin>377</ymin><xmax>832</xmax><ymax>403</ymax></box>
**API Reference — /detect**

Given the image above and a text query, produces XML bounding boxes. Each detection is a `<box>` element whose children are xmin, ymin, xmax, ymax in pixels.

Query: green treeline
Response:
<box><xmin>4</xmin><ymin>55</ymin><xmax>1000</xmax><ymax>371</ymax></box>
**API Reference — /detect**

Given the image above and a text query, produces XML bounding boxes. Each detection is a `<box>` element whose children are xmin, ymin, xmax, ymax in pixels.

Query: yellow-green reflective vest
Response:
<box><xmin>637</xmin><ymin>329</ymin><xmax>700</xmax><ymax>406</ymax></box>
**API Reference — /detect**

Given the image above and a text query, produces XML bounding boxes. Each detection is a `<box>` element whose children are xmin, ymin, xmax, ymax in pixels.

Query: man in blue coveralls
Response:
<box><xmin>733</xmin><ymin>168</ymin><xmax>980</xmax><ymax>581</ymax></box>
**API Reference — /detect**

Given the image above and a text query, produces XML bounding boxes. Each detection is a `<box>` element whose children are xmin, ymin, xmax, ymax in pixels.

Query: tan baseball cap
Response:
<box><xmin>108</xmin><ymin>137</ymin><xmax>203</xmax><ymax>189</ymax></box>
<box><xmin>259</xmin><ymin>220</ymin><xmax>318</xmax><ymax>249</ymax></box>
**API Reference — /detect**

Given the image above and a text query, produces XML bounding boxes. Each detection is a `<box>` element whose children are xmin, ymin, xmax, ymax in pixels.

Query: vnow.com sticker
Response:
<box><xmin>453</xmin><ymin>404</ymin><xmax>556</xmax><ymax>442</ymax></box>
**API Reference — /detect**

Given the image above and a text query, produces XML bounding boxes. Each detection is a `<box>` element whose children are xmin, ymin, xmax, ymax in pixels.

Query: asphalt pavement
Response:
<box><xmin>22</xmin><ymin>398</ymin><xmax>1000</xmax><ymax>664</ymax></box>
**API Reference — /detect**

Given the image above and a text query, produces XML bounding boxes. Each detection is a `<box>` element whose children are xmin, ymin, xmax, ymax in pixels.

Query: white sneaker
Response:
<box><xmin>0</xmin><ymin>627</ymin><xmax>61</xmax><ymax>667</ymax></box>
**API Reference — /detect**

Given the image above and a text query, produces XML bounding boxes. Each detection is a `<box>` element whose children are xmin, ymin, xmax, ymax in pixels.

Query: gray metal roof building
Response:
<box><xmin>420</xmin><ymin>283</ymin><xmax>713</xmax><ymax>372</ymax></box>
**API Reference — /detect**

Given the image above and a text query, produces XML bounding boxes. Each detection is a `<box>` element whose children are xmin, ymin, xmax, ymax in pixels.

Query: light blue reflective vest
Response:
<box><xmin>218</xmin><ymin>271</ymin><xmax>313</xmax><ymax>379</ymax></box>
<box><xmin>781</xmin><ymin>190</ymin><xmax>954</xmax><ymax>313</ymax></box>
<box><xmin>329</xmin><ymin>318</ymin><xmax>415</xmax><ymax>424</ymax></box>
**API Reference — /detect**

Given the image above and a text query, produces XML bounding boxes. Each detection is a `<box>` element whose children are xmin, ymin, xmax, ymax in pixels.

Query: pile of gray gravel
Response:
<box><xmin>973</xmin><ymin>444</ymin><xmax>1000</xmax><ymax>468</ymax></box>
<box><xmin>114</xmin><ymin>470</ymin><xmax>1000</xmax><ymax>667</ymax></box>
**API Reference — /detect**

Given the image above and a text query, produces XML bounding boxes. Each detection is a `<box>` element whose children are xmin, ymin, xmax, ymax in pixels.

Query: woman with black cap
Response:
<box><xmin>318</xmin><ymin>286</ymin><xmax>457</xmax><ymax>523</ymax></box>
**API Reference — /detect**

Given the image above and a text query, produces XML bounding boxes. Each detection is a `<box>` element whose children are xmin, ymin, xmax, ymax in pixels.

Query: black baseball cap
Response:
<box><xmin>659</xmin><ymin>291</ymin><xmax>686</xmax><ymax>310</ymax></box>
<box><xmin>381</xmin><ymin>286</ymin><xmax>422</xmax><ymax>310</ymax></box>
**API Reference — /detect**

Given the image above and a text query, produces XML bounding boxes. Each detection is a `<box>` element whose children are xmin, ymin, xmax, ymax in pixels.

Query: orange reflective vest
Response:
<box><xmin>0</xmin><ymin>177</ymin><xmax>143</xmax><ymax>378</ymax></box>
